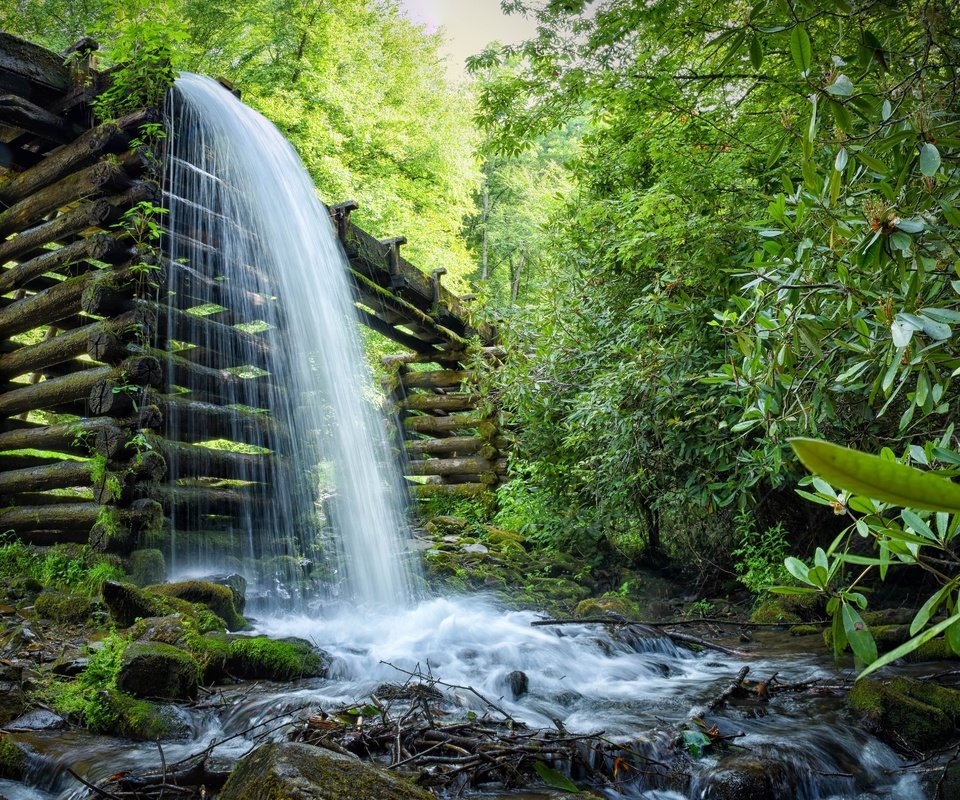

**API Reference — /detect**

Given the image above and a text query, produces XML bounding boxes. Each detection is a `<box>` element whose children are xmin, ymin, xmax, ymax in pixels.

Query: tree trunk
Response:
<box><xmin>0</xmin><ymin>364</ymin><xmax>113</xmax><ymax>417</ymax></box>
<box><xmin>0</xmin><ymin>459</ymin><xmax>90</xmax><ymax>494</ymax></box>
<box><xmin>406</xmin><ymin>456</ymin><xmax>493</xmax><ymax>476</ymax></box>
<box><xmin>403</xmin><ymin>413</ymin><xmax>490</xmax><ymax>435</ymax></box>
<box><xmin>405</xmin><ymin>435</ymin><xmax>490</xmax><ymax>457</ymax></box>
<box><xmin>404</xmin><ymin>393</ymin><xmax>480</xmax><ymax>413</ymax></box>
<box><xmin>0</xmin><ymin>233</ymin><xmax>123</xmax><ymax>295</ymax></box>
<box><xmin>400</xmin><ymin>370</ymin><xmax>471</xmax><ymax>390</ymax></box>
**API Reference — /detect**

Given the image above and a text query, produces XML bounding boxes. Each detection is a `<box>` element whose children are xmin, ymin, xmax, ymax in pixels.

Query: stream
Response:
<box><xmin>2</xmin><ymin>595</ymin><xmax>929</xmax><ymax>799</ymax></box>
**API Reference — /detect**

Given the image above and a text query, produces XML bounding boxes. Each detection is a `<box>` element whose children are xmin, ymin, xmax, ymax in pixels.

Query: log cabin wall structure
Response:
<box><xmin>0</xmin><ymin>33</ymin><xmax>505</xmax><ymax>560</ymax></box>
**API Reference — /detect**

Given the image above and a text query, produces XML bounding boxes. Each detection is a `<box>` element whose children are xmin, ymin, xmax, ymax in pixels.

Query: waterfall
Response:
<box><xmin>160</xmin><ymin>73</ymin><xmax>418</xmax><ymax>609</ymax></box>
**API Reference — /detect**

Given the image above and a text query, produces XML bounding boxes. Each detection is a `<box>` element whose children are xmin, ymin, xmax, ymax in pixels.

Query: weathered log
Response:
<box><xmin>0</xmin><ymin>234</ymin><xmax>124</xmax><ymax>295</ymax></box>
<box><xmin>141</xmin><ymin>434</ymin><xmax>275</xmax><ymax>481</ymax></box>
<box><xmin>411</xmin><ymin>482</ymin><xmax>490</xmax><ymax>499</ymax></box>
<box><xmin>0</xmin><ymin>311</ymin><xmax>152</xmax><ymax>379</ymax></box>
<box><xmin>0</xmin><ymin>161</ymin><xmax>132</xmax><ymax>238</ymax></box>
<box><xmin>0</xmin><ymin>459</ymin><xmax>90</xmax><ymax>495</ymax></box>
<box><xmin>406</xmin><ymin>456</ymin><xmax>493</xmax><ymax>477</ymax></box>
<box><xmin>439</xmin><ymin>473</ymin><xmax>498</xmax><ymax>485</ymax></box>
<box><xmin>0</xmin><ymin>107</ymin><xmax>158</xmax><ymax>207</ymax></box>
<box><xmin>405</xmin><ymin>436</ymin><xmax>491</xmax><ymax>457</ymax></box>
<box><xmin>0</xmin><ymin>453</ymin><xmax>67</xmax><ymax>470</ymax></box>
<box><xmin>404</xmin><ymin>394</ymin><xmax>480</xmax><ymax>413</ymax></box>
<box><xmin>88</xmin><ymin>379</ymin><xmax>144</xmax><ymax>417</ymax></box>
<box><xmin>403</xmin><ymin>413</ymin><xmax>491</xmax><ymax>435</ymax></box>
<box><xmin>0</xmin><ymin>94</ymin><xmax>78</xmax><ymax>146</ymax></box>
<box><xmin>143</xmin><ymin>484</ymin><xmax>261</xmax><ymax>516</ymax></box>
<box><xmin>148</xmin><ymin>302</ymin><xmax>273</xmax><ymax>367</ymax></box>
<box><xmin>381</xmin><ymin>347</ymin><xmax>505</xmax><ymax>368</ymax></box>
<box><xmin>4</xmin><ymin>491</ymin><xmax>93</xmax><ymax>506</ymax></box>
<box><xmin>0</xmin><ymin>33</ymin><xmax>71</xmax><ymax>96</ymax></box>
<box><xmin>401</xmin><ymin>370</ymin><xmax>472</xmax><ymax>390</ymax></box>
<box><xmin>89</xmin><ymin>498</ymin><xmax>166</xmax><ymax>554</ymax></box>
<box><xmin>0</xmin><ymin>417</ymin><xmax>110</xmax><ymax>457</ymax></box>
<box><xmin>349</xmin><ymin>268</ymin><xmax>469</xmax><ymax>349</ymax></box>
<box><xmin>0</xmin><ymin>364</ymin><xmax>113</xmax><ymax>417</ymax></box>
<box><xmin>0</xmin><ymin>273</ymin><xmax>90</xmax><ymax>339</ymax></box>
<box><xmin>0</xmin><ymin>502</ymin><xmax>97</xmax><ymax>533</ymax></box>
<box><xmin>355</xmin><ymin>306</ymin><xmax>439</xmax><ymax>354</ymax></box>
<box><xmin>160</xmin><ymin>395</ymin><xmax>280</xmax><ymax>447</ymax></box>
<box><xmin>157</xmin><ymin>349</ymin><xmax>277</xmax><ymax>406</ymax></box>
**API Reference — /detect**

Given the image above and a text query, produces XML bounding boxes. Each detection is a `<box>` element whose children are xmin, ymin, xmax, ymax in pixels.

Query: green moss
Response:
<box><xmin>750</xmin><ymin>599</ymin><xmax>800</xmax><ymax>624</ymax></box>
<box><xmin>788</xmin><ymin>624</ymin><xmax>822</xmax><ymax>637</ymax></box>
<box><xmin>226</xmin><ymin>637</ymin><xmax>327</xmax><ymax>681</ymax></box>
<box><xmin>129</xmin><ymin>549</ymin><xmax>166</xmax><ymax>587</ymax></box>
<box><xmin>105</xmin><ymin>690</ymin><xmax>178</xmax><ymax>740</ymax></box>
<box><xmin>117</xmin><ymin>641</ymin><xmax>199</xmax><ymax>700</ymax></box>
<box><xmin>848</xmin><ymin>678</ymin><xmax>954</xmax><ymax>750</ymax></box>
<box><xmin>574</xmin><ymin>596</ymin><xmax>640</xmax><ymax>619</ymax></box>
<box><xmin>147</xmin><ymin>580</ymin><xmax>247</xmax><ymax>630</ymax></box>
<box><xmin>0</xmin><ymin>735</ymin><xmax>25</xmax><ymax>779</ymax></box>
<box><xmin>34</xmin><ymin>590</ymin><xmax>92</xmax><ymax>624</ymax></box>
<box><xmin>889</xmin><ymin>677</ymin><xmax>960</xmax><ymax>721</ymax></box>
<box><xmin>50</xmin><ymin>633</ymin><xmax>128</xmax><ymax>732</ymax></box>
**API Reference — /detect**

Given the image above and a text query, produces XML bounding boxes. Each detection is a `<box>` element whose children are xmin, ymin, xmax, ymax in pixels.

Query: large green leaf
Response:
<box><xmin>919</xmin><ymin>143</ymin><xmax>941</xmax><ymax>176</ymax></box>
<box><xmin>789</xmin><ymin>439</ymin><xmax>960</xmax><ymax>513</ymax></box>
<box><xmin>790</xmin><ymin>26</ymin><xmax>812</xmax><ymax>74</ymax></box>
<box><xmin>533</xmin><ymin>761</ymin><xmax>579</xmax><ymax>792</ymax></box>
<box><xmin>859</xmin><ymin>613</ymin><xmax>960</xmax><ymax>679</ymax></box>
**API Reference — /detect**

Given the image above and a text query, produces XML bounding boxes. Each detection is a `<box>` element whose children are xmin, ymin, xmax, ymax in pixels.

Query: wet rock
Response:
<box><xmin>0</xmin><ymin>664</ymin><xmax>26</xmax><ymax>725</ymax></box>
<box><xmin>0</xmin><ymin>733</ymin><xmax>26</xmax><ymax>780</ymax></box>
<box><xmin>219</xmin><ymin>741</ymin><xmax>434</xmax><ymax>800</ymax></box>
<box><xmin>52</xmin><ymin>658</ymin><xmax>88</xmax><ymax>677</ymax></box>
<box><xmin>131</xmin><ymin>614</ymin><xmax>194</xmax><ymax>647</ymax></box>
<box><xmin>102</xmin><ymin>581</ymin><xmax>166</xmax><ymax>626</ymax></box>
<box><xmin>129</xmin><ymin>548</ymin><xmax>166</xmax><ymax>587</ymax></box>
<box><xmin>462</xmin><ymin>543</ymin><xmax>488</xmax><ymax>555</ymax></box>
<box><xmin>699</xmin><ymin>754</ymin><xmax>795</xmax><ymax>799</ymax></box>
<box><xmin>204</xmin><ymin>573</ymin><xmax>247</xmax><ymax>615</ymax></box>
<box><xmin>225</xmin><ymin>636</ymin><xmax>328</xmax><ymax>681</ymax></box>
<box><xmin>147</xmin><ymin>580</ymin><xmax>248</xmax><ymax>631</ymax></box>
<box><xmin>506</xmin><ymin>670</ymin><xmax>528</xmax><ymax>699</ymax></box>
<box><xmin>34</xmin><ymin>590</ymin><xmax>92</xmax><ymax>624</ymax></box>
<box><xmin>6</xmin><ymin>709</ymin><xmax>67</xmax><ymax>731</ymax></box>
<box><xmin>116</xmin><ymin>641</ymin><xmax>200</xmax><ymax>701</ymax></box>
<box><xmin>848</xmin><ymin>677</ymin><xmax>960</xmax><ymax>750</ymax></box>
<box><xmin>106</xmin><ymin>690</ymin><xmax>190</xmax><ymax>740</ymax></box>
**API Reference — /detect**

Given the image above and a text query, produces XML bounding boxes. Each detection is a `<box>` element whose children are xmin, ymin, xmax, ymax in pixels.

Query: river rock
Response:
<box><xmin>219</xmin><ymin>741</ymin><xmax>434</xmax><ymax>800</ymax></box>
<box><xmin>225</xmin><ymin>635</ymin><xmax>329</xmax><ymax>681</ymax></box>
<box><xmin>0</xmin><ymin>664</ymin><xmax>26</xmax><ymax>725</ymax></box>
<box><xmin>203</xmin><ymin>573</ymin><xmax>247</xmax><ymax>614</ymax></box>
<box><xmin>102</xmin><ymin>581</ymin><xmax>166</xmax><ymax>626</ymax></box>
<box><xmin>848</xmin><ymin>677</ymin><xmax>960</xmax><ymax>750</ymax></box>
<box><xmin>116</xmin><ymin>641</ymin><xmax>200</xmax><ymax>701</ymax></box>
<box><xmin>698</xmin><ymin>754</ymin><xmax>795</xmax><ymax>799</ymax></box>
<box><xmin>147</xmin><ymin>580</ymin><xmax>248</xmax><ymax>630</ymax></box>
<box><xmin>507</xmin><ymin>669</ymin><xmax>528</xmax><ymax>699</ymax></box>
<box><xmin>6</xmin><ymin>709</ymin><xmax>68</xmax><ymax>730</ymax></box>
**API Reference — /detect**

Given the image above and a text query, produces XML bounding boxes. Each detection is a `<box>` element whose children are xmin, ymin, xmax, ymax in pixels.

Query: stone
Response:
<box><xmin>226</xmin><ymin>636</ymin><xmax>328</xmax><ymax>681</ymax></box>
<box><xmin>204</xmin><ymin>573</ymin><xmax>247</xmax><ymax>614</ymax></box>
<box><xmin>462</xmin><ymin>543</ymin><xmax>488</xmax><ymax>555</ymax></box>
<box><xmin>116</xmin><ymin>641</ymin><xmax>200</xmax><ymax>701</ymax></box>
<box><xmin>129</xmin><ymin>549</ymin><xmax>166</xmax><ymax>587</ymax></box>
<box><xmin>848</xmin><ymin>677</ymin><xmax>957</xmax><ymax>750</ymax></box>
<box><xmin>0</xmin><ymin>664</ymin><xmax>26</xmax><ymax>725</ymax></box>
<box><xmin>506</xmin><ymin>670</ymin><xmax>528</xmax><ymax>699</ymax></box>
<box><xmin>147</xmin><ymin>580</ymin><xmax>248</xmax><ymax>630</ymax></box>
<box><xmin>0</xmin><ymin>734</ymin><xmax>26</xmax><ymax>780</ymax></box>
<box><xmin>219</xmin><ymin>741</ymin><xmax>434</xmax><ymax>800</ymax></box>
<box><xmin>34</xmin><ymin>590</ymin><xmax>92</xmax><ymax>624</ymax></box>
<box><xmin>699</xmin><ymin>755</ymin><xmax>796</xmax><ymax>799</ymax></box>
<box><xmin>102</xmin><ymin>581</ymin><xmax>166</xmax><ymax>626</ymax></box>
<box><xmin>6</xmin><ymin>709</ymin><xmax>67</xmax><ymax>730</ymax></box>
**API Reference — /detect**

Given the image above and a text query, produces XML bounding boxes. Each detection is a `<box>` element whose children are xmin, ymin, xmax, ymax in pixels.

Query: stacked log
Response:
<box><xmin>0</xmin><ymin>32</ymin><xmax>165</xmax><ymax>550</ymax></box>
<box><xmin>383</xmin><ymin>347</ymin><xmax>508</xmax><ymax>498</ymax></box>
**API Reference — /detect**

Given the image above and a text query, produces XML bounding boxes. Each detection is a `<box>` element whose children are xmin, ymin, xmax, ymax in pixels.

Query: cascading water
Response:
<box><xmin>161</xmin><ymin>73</ymin><xmax>418</xmax><ymax>608</ymax></box>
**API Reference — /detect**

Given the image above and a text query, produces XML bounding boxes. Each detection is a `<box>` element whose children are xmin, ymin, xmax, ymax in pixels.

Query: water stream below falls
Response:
<box><xmin>6</xmin><ymin>596</ymin><xmax>928</xmax><ymax>799</ymax></box>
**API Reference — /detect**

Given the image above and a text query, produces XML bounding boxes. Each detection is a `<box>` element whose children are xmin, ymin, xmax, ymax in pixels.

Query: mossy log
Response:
<box><xmin>89</xmin><ymin>498</ymin><xmax>166</xmax><ymax>553</ymax></box>
<box><xmin>406</xmin><ymin>456</ymin><xmax>492</xmax><ymax>477</ymax></box>
<box><xmin>405</xmin><ymin>435</ymin><xmax>491</xmax><ymax>457</ymax></box>
<box><xmin>88</xmin><ymin>368</ymin><xmax>163</xmax><ymax>417</ymax></box>
<box><xmin>0</xmin><ymin>363</ymin><xmax>113</xmax><ymax>416</ymax></box>
<box><xmin>0</xmin><ymin>234</ymin><xmax>125</xmax><ymax>295</ymax></box>
<box><xmin>0</xmin><ymin>310</ymin><xmax>153</xmax><ymax>379</ymax></box>
<box><xmin>158</xmin><ymin>350</ymin><xmax>277</xmax><ymax>406</ymax></box>
<box><xmin>0</xmin><ymin>108</ymin><xmax>157</xmax><ymax>207</ymax></box>
<box><xmin>411</xmin><ymin>482</ymin><xmax>490</xmax><ymax>499</ymax></box>
<box><xmin>148</xmin><ymin>303</ymin><xmax>272</xmax><ymax>369</ymax></box>
<box><xmin>355</xmin><ymin>307</ymin><xmax>439</xmax><ymax>355</ymax></box>
<box><xmin>404</xmin><ymin>394</ymin><xmax>480</xmax><ymax>413</ymax></box>
<box><xmin>381</xmin><ymin>346</ymin><xmax>505</xmax><ymax>368</ymax></box>
<box><xmin>4</xmin><ymin>491</ymin><xmax>93</xmax><ymax>505</ymax></box>
<box><xmin>0</xmin><ymin>459</ymin><xmax>90</xmax><ymax>494</ymax></box>
<box><xmin>143</xmin><ymin>484</ymin><xmax>260</xmax><ymax>516</ymax></box>
<box><xmin>160</xmin><ymin>395</ymin><xmax>281</xmax><ymax>447</ymax></box>
<box><xmin>0</xmin><ymin>161</ymin><xmax>132</xmax><ymax>238</ymax></box>
<box><xmin>402</xmin><ymin>413</ymin><xmax>491</xmax><ymax>435</ymax></box>
<box><xmin>0</xmin><ymin>502</ymin><xmax>99</xmax><ymax>540</ymax></box>
<box><xmin>0</xmin><ymin>33</ymin><xmax>71</xmax><ymax>100</ymax></box>
<box><xmin>139</xmin><ymin>433</ymin><xmax>276</xmax><ymax>481</ymax></box>
<box><xmin>0</xmin><ymin>272</ymin><xmax>92</xmax><ymax>339</ymax></box>
<box><xmin>0</xmin><ymin>416</ymin><xmax>119</xmax><ymax>457</ymax></box>
<box><xmin>400</xmin><ymin>370</ymin><xmax>471</xmax><ymax>390</ymax></box>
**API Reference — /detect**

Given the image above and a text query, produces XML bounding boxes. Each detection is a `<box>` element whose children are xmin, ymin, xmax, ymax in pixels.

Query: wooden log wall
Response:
<box><xmin>0</xmin><ymin>33</ymin><xmax>166</xmax><ymax>551</ymax></box>
<box><xmin>381</xmin><ymin>347</ymin><xmax>508</xmax><ymax>499</ymax></box>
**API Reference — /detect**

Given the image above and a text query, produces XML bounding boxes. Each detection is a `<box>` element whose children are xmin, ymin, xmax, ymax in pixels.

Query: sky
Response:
<box><xmin>400</xmin><ymin>0</ymin><xmax>539</xmax><ymax>79</ymax></box>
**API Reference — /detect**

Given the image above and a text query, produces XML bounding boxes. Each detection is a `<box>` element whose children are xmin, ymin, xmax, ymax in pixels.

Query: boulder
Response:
<box><xmin>204</xmin><ymin>573</ymin><xmax>247</xmax><ymax>615</ymax></box>
<box><xmin>507</xmin><ymin>670</ymin><xmax>528</xmax><ymax>699</ymax></box>
<box><xmin>219</xmin><ymin>741</ymin><xmax>433</xmax><ymax>800</ymax></box>
<box><xmin>34</xmin><ymin>590</ymin><xmax>92</xmax><ymax>624</ymax></box>
<box><xmin>0</xmin><ymin>664</ymin><xmax>26</xmax><ymax>725</ymax></box>
<box><xmin>102</xmin><ymin>581</ymin><xmax>167</xmax><ymax>626</ymax></box>
<box><xmin>226</xmin><ymin>636</ymin><xmax>328</xmax><ymax>681</ymax></box>
<box><xmin>116</xmin><ymin>641</ymin><xmax>200</xmax><ymax>701</ymax></box>
<box><xmin>147</xmin><ymin>580</ymin><xmax>248</xmax><ymax>630</ymax></box>
<box><xmin>848</xmin><ymin>677</ymin><xmax>960</xmax><ymax>750</ymax></box>
<box><xmin>698</xmin><ymin>755</ymin><xmax>796</xmax><ymax>799</ymax></box>
<box><xmin>129</xmin><ymin>549</ymin><xmax>166</xmax><ymax>587</ymax></box>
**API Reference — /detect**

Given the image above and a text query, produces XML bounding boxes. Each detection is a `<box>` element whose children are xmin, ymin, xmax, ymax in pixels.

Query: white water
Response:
<box><xmin>162</xmin><ymin>73</ymin><xmax>418</xmax><ymax>608</ymax></box>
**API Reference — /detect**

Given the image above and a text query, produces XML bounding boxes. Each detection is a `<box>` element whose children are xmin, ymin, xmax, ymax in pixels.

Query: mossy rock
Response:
<box><xmin>482</xmin><ymin>525</ymin><xmax>525</xmax><ymax>547</ymax></box>
<box><xmin>105</xmin><ymin>690</ymin><xmax>184</xmax><ymax>740</ymax></box>
<box><xmin>788</xmin><ymin>624</ymin><xmax>822</xmax><ymax>637</ymax></box>
<box><xmin>34</xmin><ymin>590</ymin><xmax>92</xmax><ymax>624</ymax></box>
<box><xmin>750</xmin><ymin>599</ymin><xmax>800</xmax><ymax>624</ymax></box>
<box><xmin>574</xmin><ymin>596</ymin><xmax>640</xmax><ymax>620</ymax></box>
<box><xmin>0</xmin><ymin>734</ymin><xmax>26</xmax><ymax>779</ymax></box>
<box><xmin>219</xmin><ymin>741</ymin><xmax>433</xmax><ymax>800</ymax></box>
<box><xmin>102</xmin><ymin>580</ymin><xmax>169</xmax><ymax>626</ymax></box>
<box><xmin>5</xmin><ymin>576</ymin><xmax>42</xmax><ymax>601</ymax></box>
<box><xmin>226</xmin><ymin>636</ymin><xmax>328</xmax><ymax>681</ymax></box>
<box><xmin>146</xmin><ymin>580</ymin><xmax>248</xmax><ymax>631</ymax></box>
<box><xmin>425</xmin><ymin>516</ymin><xmax>470</xmax><ymax>537</ymax></box>
<box><xmin>848</xmin><ymin>678</ymin><xmax>956</xmax><ymax>750</ymax></box>
<box><xmin>0</xmin><ymin>664</ymin><xmax>26</xmax><ymax>725</ymax></box>
<box><xmin>116</xmin><ymin>641</ymin><xmax>200</xmax><ymax>701</ymax></box>
<box><xmin>129</xmin><ymin>549</ymin><xmax>166</xmax><ymax>587</ymax></box>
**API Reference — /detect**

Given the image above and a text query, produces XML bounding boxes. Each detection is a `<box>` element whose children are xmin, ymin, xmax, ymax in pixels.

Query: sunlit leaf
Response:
<box><xmin>534</xmin><ymin>761</ymin><xmax>579</xmax><ymax>792</ymax></box>
<box><xmin>790</xmin><ymin>26</ymin><xmax>812</xmax><ymax>74</ymax></box>
<box><xmin>860</xmin><ymin>613</ymin><xmax>960</xmax><ymax>679</ymax></box>
<box><xmin>789</xmin><ymin>438</ymin><xmax>960</xmax><ymax>512</ymax></box>
<box><xmin>843</xmin><ymin>603</ymin><xmax>877</xmax><ymax>665</ymax></box>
